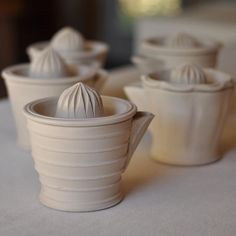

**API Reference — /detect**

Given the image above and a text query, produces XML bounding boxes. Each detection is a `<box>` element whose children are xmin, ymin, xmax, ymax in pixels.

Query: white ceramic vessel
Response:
<box><xmin>27</xmin><ymin>27</ymin><xmax>109</xmax><ymax>67</ymax></box>
<box><xmin>133</xmin><ymin>33</ymin><xmax>221</xmax><ymax>73</ymax></box>
<box><xmin>125</xmin><ymin>65</ymin><xmax>234</xmax><ymax>166</ymax></box>
<box><xmin>2</xmin><ymin>64</ymin><xmax>108</xmax><ymax>149</ymax></box>
<box><xmin>23</xmin><ymin>96</ymin><xmax>153</xmax><ymax>212</ymax></box>
<box><xmin>131</xmin><ymin>55</ymin><xmax>165</xmax><ymax>74</ymax></box>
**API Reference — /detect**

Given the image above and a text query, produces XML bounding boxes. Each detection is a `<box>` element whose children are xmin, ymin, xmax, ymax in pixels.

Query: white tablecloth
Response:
<box><xmin>1</xmin><ymin>67</ymin><xmax>236</xmax><ymax>236</ymax></box>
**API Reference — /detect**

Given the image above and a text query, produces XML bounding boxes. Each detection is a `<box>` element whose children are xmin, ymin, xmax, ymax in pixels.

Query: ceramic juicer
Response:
<box><xmin>27</xmin><ymin>26</ymin><xmax>109</xmax><ymax>67</ymax></box>
<box><xmin>133</xmin><ymin>32</ymin><xmax>221</xmax><ymax>74</ymax></box>
<box><xmin>24</xmin><ymin>82</ymin><xmax>154</xmax><ymax>211</ymax></box>
<box><xmin>125</xmin><ymin>63</ymin><xmax>234</xmax><ymax>166</ymax></box>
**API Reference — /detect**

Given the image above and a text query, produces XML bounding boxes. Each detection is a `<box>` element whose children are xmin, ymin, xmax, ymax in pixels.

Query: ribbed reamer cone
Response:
<box><xmin>29</xmin><ymin>47</ymin><xmax>71</xmax><ymax>78</ymax></box>
<box><xmin>169</xmin><ymin>64</ymin><xmax>207</xmax><ymax>84</ymax></box>
<box><xmin>51</xmin><ymin>26</ymin><xmax>84</xmax><ymax>52</ymax></box>
<box><xmin>164</xmin><ymin>32</ymin><xmax>200</xmax><ymax>48</ymax></box>
<box><xmin>55</xmin><ymin>82</ymin><xmax>104</xmax><ymax>119</ymax></box>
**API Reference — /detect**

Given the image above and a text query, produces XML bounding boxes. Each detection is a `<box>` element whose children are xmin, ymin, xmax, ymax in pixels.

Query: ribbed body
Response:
<box><xmin>24</xmin><ymin>96</ymin><xmax>154</xmax><ymax>211</ymax></box>
<box><xmin>27</xmin><ymin>117</ymin><xmax>132</xmax><ymax>211</ymax></box>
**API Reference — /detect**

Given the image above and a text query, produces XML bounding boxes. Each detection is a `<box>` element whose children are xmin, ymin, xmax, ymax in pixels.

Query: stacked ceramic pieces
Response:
<box><xmin>2</xmin><ymin>26</ymin><xmax>110</xmax><ymax>150</ymax></box>
<box><xmin>2</xmin><ymin>26</ymin><xmax>236</xmax><ymax>213</ymax></box>
<box><xmin>2</xmin><ymin>26</ymin><xmax>154</xmax><ymax>212</ymax></box>
<box><xmin>27</xmin><ymin>26</ymin><xmax>109</xmax><ymax>67</ymax></box>
<box><xmin>132</xmin><ymin>32</ymin><xmax>221</xmax><ymax>73</ymax></box>
<box><xmin>24</xmin><ymin>83</ymin><xmax>153</xmax><ymax>211</ymax></box>
<box><xmin>126</xmin><ymin>32</ymin><xmax>236</xmax><ymax>166</ymax></box>
<box><xmin>2</xmin><ymin>46</ymin><xmax>108</xmax><ymax>149</ymax></box>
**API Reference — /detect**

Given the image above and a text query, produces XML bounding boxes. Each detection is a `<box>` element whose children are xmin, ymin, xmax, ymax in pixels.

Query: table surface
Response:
<box><xmin>1</xmin><ymin>67</ymin><xmax>236</xmax><ymax>236</ymax></box>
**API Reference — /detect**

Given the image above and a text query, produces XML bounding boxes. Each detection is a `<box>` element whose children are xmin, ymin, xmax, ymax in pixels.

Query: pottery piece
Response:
<box><xmin>27</xmin><ymin>27</ymin><xmax>109</xmax><ymax>67</ymax></box>
<box><xmin>133</xmin><ymin>32</ymin><xmax>221</xmax><ymax>73</ymax></box>
<box><xmin>56</xmin><ymin>83</ymin><xmax>104</xmax><ymax>119</ymax></box>
<box><xmin>125</xmin><ymin>64</ymin><xmax>234</xmax><ymax>166</ymax></box>
<box><xmin>23</xmin><ymin>83</ymin><xmax>154</xmax><ymax>212</ymax></box>
<box><xmin>2</xmin><ymin>48</ymin><xmax>108</xmax><ymax>149</ymax></box>
<box><xmin>131</xmin><ymin>55</ymin><xmax>165</xmax><ymax>75</ymax></box>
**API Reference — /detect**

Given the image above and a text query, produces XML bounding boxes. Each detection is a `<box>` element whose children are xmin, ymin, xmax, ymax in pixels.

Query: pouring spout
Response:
<box><xmin>123</xmin><ymin>111</ymin><xmax>154</xmax><ymax>171</ymax></box>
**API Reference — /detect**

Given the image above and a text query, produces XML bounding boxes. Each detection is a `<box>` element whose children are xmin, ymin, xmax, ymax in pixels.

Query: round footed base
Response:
<box><xmin>39</xmin><ymin>192</ymin><xmax>124</xmax><ymax>212</ymax></box>
<box><xmin>151</xmin><ymin>155</ymin><xmax>222</xmax><ymax>167</ymax></box>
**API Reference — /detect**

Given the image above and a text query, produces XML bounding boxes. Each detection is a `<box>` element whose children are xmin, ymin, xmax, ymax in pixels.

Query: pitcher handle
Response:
<box><xmin>122</xmin><ymin>111</ymin><xmax>154</xmax><ymax>172</ymax></box>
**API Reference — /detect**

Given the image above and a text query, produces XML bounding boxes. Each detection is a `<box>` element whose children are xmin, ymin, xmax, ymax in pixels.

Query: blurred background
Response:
<box><xmin>0</xmin><ymin>0</ymin><xmax>236</xmax><ymax>97</ymax></box>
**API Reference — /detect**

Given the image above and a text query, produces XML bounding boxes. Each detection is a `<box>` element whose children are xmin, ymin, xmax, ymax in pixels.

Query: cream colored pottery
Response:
<box><xmin>23</xmin><ymin>96</ymin><xmax>153</xmax><ymax>211</ymax></box>
<box><xmin>2</xmin><ymin>64</ymin><xmax>108</xmax><ymax>149</ymax></box>
<box><xmin>131</xmin><ymin>55</ymin><xmax>165</xmax><ymax>74</ymax></box>
<box><xmin>124</xmin><ymin>82</ymin><xmax>147</xmax><ymax>111</ymax></box>
<box><xmin>125</xmin><ymin>68</ymin><xmax>234</xmax><ymax>166</ymax></box>
<box><xmin>27</xmin><ymin>41</ymin><xmax>109</xmax><ymax>68</ymax></box>
<box><xmin>135</xmin><ymin>35</ymin><xmax>221</xmax><ymax>71</ymax></box>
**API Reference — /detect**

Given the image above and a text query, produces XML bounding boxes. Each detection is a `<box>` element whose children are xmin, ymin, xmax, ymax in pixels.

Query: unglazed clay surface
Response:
<box><xmin>169</xmin><ymin>63</ymin><xmax>207</xmax><ymax>84</ymax></box>
<box><xmin>29</xmin><ymin>47</ymin><xmax>71</xmax><ymax>78</ymax></box>
<box><xmin>131</xmin><ymin>55</ymin><xmax>165</xmax><ymax>74</ymax></box>
<box><xmin>23</xmin><ymin>93</ymin><xmax>153</xmax><ymax>212</ymax></box>
<box><xmin>164</xmin><ymin>32</ymin><xmax>200</xmax><ymax>48</ymax></box>
<box><xmin>125</xmin><ymin>64</ymin><xmax>234</xmax><ymax>166</ymax></box>
<box><xmin>56</xmin><ymin>83</ymin><xmax>104</xmax><ymax>119</ymax></box>
<box><xmin>27</xmin><ymin>26</ymin><xmax>109</xmax><ymax>67</ymax></box>
<box><xmin>51</xmin><ymin>27</ymin><xmax>84</xmax><ymax>52</ymax></box>
<box><xmin>134</xmin><ymin>32</ymin><xmax>221</xmax><ymax>71</ymax></box>
<box><xmin>2</xmin><ymin>56</ymin><xmax>108</xmax><ymax>149</ymax></box>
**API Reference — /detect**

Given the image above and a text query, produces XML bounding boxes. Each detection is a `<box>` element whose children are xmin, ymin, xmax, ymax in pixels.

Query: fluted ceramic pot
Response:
<box><xmin>133</xmin><ymin>36</ymin><xmax>221</xmax><ymax>73</ymax></box>
<box><xmin>23</xmin><ymin>96</ymin><xmax>153</xmax><ymax>211</ymax></box>
<box><xmin>125</xmin><ymin>69</ymin><xmax>234</xmax><ymax>166</ymax></box>
<box><xmin>27</xmin><ymin>41</ymin><xmax>109</xmax><ymax>68</ymax></box>
<box><xmin>2</xmin><ymin>64</ymin><xmax>108</xmax><ymax>149</ymax></box>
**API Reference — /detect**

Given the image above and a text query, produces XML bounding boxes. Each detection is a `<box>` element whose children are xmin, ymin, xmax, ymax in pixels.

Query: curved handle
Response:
<box><xmin>93</xmin><ymin>69</ymin><xmax>108</xmax><ymax>91</ymax></box>
<box><xmin>122</xmin><ymin>111</ymin><xmax>154</xmax><ymax>171</ymax></box>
